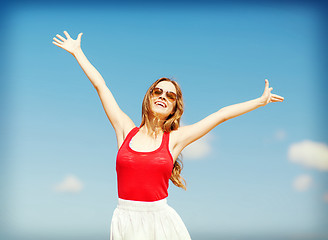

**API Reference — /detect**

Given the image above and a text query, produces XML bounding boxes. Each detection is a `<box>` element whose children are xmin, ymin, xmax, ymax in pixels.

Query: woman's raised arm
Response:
<box><xmin>172</xmin><ymin>79</ymin><xmax>284</xmax><ymax>154</ymax></box>
<box><xmin>52</xmin><ymin>31</ymin><xmax>135</xmax><ymax>147</ymax></box>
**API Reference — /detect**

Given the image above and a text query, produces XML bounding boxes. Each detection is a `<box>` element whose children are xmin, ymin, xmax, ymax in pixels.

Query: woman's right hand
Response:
<box><xmin>52</xmin><ymin>31</ymin><xmax>83</xmax><ymax>55</ymax></box>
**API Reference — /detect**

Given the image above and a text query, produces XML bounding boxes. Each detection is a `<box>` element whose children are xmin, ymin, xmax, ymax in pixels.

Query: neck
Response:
<box><xmin>142</xmin><ymin>114</ymin><xmax>165</xmax><ymax>137</ymax></box>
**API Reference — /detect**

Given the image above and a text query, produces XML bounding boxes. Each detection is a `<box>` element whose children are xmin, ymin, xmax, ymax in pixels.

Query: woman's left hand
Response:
<box><xmin>258</xmin><ymin>79</ymin><xmax>284</xmax><ymax>106</ymax></box>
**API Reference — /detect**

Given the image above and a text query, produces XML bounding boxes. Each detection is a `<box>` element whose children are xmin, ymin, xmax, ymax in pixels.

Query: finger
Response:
<box><xmin>63</xmin><ymin>30</ymin><xmax>71</xmax><ymax>39</ymax></box>
<box><xmin>77</xmin><ymin>32</ymin><xmax>83</xmax><ymax>41</ymax></box>
<box><xmin>271</xmin><ymin>99</ymin><xmax>283</xmax><ymax>103</ymax></box>
<box><xmin>56</xmin><ymin>34</ymin><xmax>66</xmax><ymax>41</ymax></box>
<box><xmin>53</xmin><ymin>37</ymin><xmax>63</xmax><ymax>44</ymax></box>
<box><xmin>52</xmin><ymin>41</ymin><xmax>64</xmax><ymax>48</ymax></box>
<box><xmin>265</xmin><ymin>79</ymin><xmax>269</xmax><ymax>88</ymax></box>
<box><xmin>271</xmin><ymin>96</ymin><xmax>284</xmax><ymax>102</ymax></box>
<box><xmin>271</xmin><ymin>94</ymin><xmax>284</xmax><ymax>100</ymax></box>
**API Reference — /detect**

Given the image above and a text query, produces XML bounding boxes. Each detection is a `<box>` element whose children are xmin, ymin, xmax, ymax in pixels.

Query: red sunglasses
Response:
<box><xmin>151</xmin><ymin>87</ymin><xmax>177</xmax><ymax>102</ymax></box>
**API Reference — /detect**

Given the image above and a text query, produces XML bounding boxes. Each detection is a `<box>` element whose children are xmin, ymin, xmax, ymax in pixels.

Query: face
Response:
<box><xmin>150</xmin><ymin>81</ymin><xmax>177</xmax><ymax>120</ymax></box>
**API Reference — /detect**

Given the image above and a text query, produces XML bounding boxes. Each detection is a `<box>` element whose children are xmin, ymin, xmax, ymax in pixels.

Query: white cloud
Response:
<box><xmin>288</xmin><ymin>140</ymin><xmax>328</xmax><ymax>171</ymax></box>
<box><xmin>293</xmin><ymin>174</ymin><xmax>312</xmax><ymax>192</ymax></box>
<box><xmin>180</xmin><ymin>120</ymin><xmax>186</xmax><ymax>127</ymax></box>
<box><xmin>54</xmin><ymin>174</ymin><xmax>83</xmax><ymax>193</ymax></box>
<box><xmin>182</xmin><ymin>134</ymin><xmax>214</xmax><ymax>160</ymax></box>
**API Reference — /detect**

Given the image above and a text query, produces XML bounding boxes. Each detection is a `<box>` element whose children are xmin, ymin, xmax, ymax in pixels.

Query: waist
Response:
<box><xmin>116</xmin><ymin>171</ymin><xmax>170</xmax><ymax>202</ymax></box>
<box><xmin>117</xmin><ymin>198</ymin><xmax>168</xmax><ymax>212</ymax></box>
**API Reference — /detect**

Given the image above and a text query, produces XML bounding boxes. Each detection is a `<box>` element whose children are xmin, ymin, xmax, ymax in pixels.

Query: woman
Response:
<box><xmin>52</xmin><ymin>31</ymin><xmax>284</xmax><ymax>240</ymax></box>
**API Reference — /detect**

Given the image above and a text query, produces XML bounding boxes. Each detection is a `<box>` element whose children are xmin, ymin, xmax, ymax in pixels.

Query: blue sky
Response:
<box><xmin>1</xmin><ymin>2</ymin><xmax>328</xmax><ymax>240</ymax></box>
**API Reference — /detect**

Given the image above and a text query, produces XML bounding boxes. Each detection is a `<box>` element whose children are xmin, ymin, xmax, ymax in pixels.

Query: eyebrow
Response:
<box><xmin>156</xmin><ymin>87</ymin><xmax>176</xmax><ymax>93</ymax></box>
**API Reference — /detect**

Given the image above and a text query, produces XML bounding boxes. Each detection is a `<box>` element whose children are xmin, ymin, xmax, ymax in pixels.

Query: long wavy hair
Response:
<box><xmin>140</xmin><ymin>77</ymin><xmax>187</xmax><ymax>190</ymax></box>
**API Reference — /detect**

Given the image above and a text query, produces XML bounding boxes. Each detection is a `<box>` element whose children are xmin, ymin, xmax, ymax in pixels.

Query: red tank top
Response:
<box><xmin>116</xmin><ymin>127</ymin><xmax>174</xmax><ymax>202</ymax></box>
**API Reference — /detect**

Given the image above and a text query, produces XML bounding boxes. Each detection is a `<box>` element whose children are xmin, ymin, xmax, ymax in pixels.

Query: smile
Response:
<box><xmin>155</xmin><ymin>101</ymin><xmax>167</xmax><ymax>108</ymax></box>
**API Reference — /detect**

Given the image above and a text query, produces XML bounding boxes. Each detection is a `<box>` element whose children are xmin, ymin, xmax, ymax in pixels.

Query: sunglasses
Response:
<box><xmin>151</xmin><ymin>87</ymin><xmax>177</xmax><ymax>102</ymax></box>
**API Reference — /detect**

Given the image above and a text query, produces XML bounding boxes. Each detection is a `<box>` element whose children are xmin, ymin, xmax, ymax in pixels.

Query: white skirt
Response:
<box><xmin>110</xmin><ymin>198</ymin><xmax>191</xmax><ymax>240</ymax></box>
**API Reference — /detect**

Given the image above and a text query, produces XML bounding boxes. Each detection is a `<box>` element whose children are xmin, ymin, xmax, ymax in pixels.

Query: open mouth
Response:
<box><xmin>155</xmin><ymin>101</ymin><xmax>167</xmax><ymax>108</ymax></box>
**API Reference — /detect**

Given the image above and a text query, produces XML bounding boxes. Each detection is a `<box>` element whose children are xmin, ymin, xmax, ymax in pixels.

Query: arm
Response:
<box><xmin>173</xmin><ymin>79</ymin><xmax>284</xmax><ymax>152</ymax></box>
<box><xmin>52</xmin><ymin>31</ymin><xmax>135</xmax><ymax>147</ymax></box>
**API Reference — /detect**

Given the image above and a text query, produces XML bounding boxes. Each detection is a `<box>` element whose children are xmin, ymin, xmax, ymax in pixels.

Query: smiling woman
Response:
<box><xmin>141</xmin><ymin>78</ymin><xmax>183</xmax><ymax>135</ymax></box>
<box><xmin>52</xmin><ymin>30</ymin><xmax>284</xmax><ymax>240</ymax></box>
<box><xmin>139</xmin><ymin>78</ymin><xmax>187</xmax><ymax>191</ymax></box>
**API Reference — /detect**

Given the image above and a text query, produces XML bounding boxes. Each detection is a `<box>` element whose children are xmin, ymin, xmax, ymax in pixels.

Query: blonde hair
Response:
<box><xmin>140</xmin><ymin>77</ymin><xmax>187</xmax><ymax>190</ymax></box>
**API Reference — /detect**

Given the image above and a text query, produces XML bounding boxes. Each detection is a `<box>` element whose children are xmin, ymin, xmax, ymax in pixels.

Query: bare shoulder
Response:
<box><xmin>169</xmin><ymin>126</ymin><xmax>188</xmax><ymax>147</ymax></box>
<box><xmin>123</xmin><ymin>124</ymin><xmax>137</xmax><ymax>139</ymax></box>
<box><xmin>116</xmin><ymin>123</ymin><xmax>136</xmax><ymax>149</ymax></box>
<box><xmin>168</xmin><ymin>126</ymin><xmax>191</xmax><ymax>160</ymax></box>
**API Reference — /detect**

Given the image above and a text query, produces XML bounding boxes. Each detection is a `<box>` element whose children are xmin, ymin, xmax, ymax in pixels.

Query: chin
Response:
<box><xmin>151</xmin><ymin>106</ymin><xmax>171</xmax><ymax>120</ymax></box>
